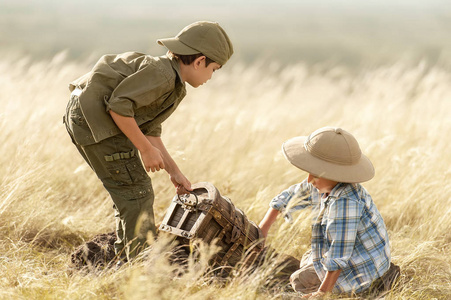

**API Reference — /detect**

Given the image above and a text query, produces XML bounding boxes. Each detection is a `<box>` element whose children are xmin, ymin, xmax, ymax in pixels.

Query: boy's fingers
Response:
<box><xmin>184</xmin><ymin>182</ymin><xmax>193</xmax><ymax>191</ymax></box>
<box><xmin>145</xmin><ymin>160</ymin><xmax>165</xmax><ymax>173</ymax></box>
<box><xmin>176</xmin><ymin>184</ymin><xmax>192</xmax><ymax>195</ymax></box>
<box><xmin>176</xmin><ymin>185</ymin><xmax>186</xmax><ymax>195</ymax></box>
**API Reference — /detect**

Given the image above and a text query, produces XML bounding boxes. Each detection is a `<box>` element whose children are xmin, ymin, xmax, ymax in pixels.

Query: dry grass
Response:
<box><xmin>0</xmin><ymin>52</ymin><xmax>450</xmax><ymax>299</ymax></box>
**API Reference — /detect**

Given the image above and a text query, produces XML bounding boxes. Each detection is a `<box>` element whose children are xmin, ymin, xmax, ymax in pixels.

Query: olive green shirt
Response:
<box><xmin>69</xmin><ymin>52</ymin><xmax>186</xmax><ymax>145</ymax></box>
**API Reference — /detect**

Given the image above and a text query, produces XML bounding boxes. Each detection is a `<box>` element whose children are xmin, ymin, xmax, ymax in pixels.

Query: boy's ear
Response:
<box><xmin>193</xmin><ymin>56</ymin><xmax>206</xmax><ymax>69</ymax></box>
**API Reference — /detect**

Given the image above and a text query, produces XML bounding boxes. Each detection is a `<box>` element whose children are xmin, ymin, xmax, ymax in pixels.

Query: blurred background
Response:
<box><xmin>1</xmin><ymin>0</ymin><xmax>450</xmax><ymax>69</ymax></box>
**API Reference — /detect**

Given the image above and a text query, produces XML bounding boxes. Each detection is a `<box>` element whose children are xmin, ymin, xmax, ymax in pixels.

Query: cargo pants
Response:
<box><xmin>63</xmin><ymin>91</ymin><xmax>156</xmax><ymax>261</ymax></box>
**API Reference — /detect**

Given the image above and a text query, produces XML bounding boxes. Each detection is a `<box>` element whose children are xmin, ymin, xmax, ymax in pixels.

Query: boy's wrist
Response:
<box><xmin>137</xmin><ymin>141</ymin><xmax>156</xmax><ymax>153</ymax></box>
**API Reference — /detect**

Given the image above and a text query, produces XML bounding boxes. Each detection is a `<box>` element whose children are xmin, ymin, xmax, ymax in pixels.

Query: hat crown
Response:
<box><xmin>304</xmin><ymin>127</ymin><xmax>362</xmax><ymax>165</ymax></box>
<box><xmin>176</xmin><ymin>21</ymin><xmax>233</xmax><ymax>65</ymax></box>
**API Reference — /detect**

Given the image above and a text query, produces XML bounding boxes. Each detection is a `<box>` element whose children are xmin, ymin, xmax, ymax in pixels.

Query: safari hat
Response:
<box><xmin>157</xmin><ymin>21</ymin><xmax>234</xmax><ymax>66</ymax></box>
<box><xmin>282</xmin><ymin>127</ymin><xmax>375</xmax><ymax>183</ymax></box>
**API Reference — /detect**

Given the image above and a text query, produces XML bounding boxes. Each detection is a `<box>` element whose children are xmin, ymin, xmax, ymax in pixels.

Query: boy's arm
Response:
<box><xmin>258</xmin><ymin>208</ymin><xmax>280</xmax><ymax>238</ymax></box>
<box><xmin>146</xmin><ymin>135</ymin><xmax>192</xmax><ymax>194</ymax></box>
<box><xmin>259</xmin><ymin>182</ymin><xmax>308</xmax><ymax>238</ymax></box>
<box><xmin>319</xmin><ymin>270</ymin><xmax>341</xmax><ymax>293</ymax></box>
<box><xmin>109</xmin><ymin>111</ymin><xmax>165</xmax><ymax>172</ymax></box>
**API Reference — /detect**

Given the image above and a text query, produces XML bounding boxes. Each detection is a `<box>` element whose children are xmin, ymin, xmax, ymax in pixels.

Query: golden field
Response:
<box><xmin>0</xmin><ymin>53</ymin><xmax>450</xmax><ymax>299</ymax></box>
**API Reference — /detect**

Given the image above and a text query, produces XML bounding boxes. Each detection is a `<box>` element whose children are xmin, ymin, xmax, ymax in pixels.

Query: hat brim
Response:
<box><xmin>282</xmin><ymin>136</ymin><xmax>375</xmax><ymax>183</ymax></box>
<box><xmin>157</xmin><ymin>38</ymin><xmax>200</xmax><ymax>55</ymax></box>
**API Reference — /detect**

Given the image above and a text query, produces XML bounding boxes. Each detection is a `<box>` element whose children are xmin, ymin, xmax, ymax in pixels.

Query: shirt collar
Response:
<box><xmin>168</xmin><ymin>55</ymin><xmax>184</xmax><ymax>84</ymax></box>
<box><xmin>326</xmin><ymin>182</ymin><xmax>348</xmax><ymax>199</ymax></box>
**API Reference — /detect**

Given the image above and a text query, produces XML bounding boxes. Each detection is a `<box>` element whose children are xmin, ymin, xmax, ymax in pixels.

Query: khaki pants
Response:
<box><xmin>290</xmin><ymin>250</ymin><xmax>322</xmax><ymax>294</ymax></box>
<box><xmin>64</xmin><ymin>93</ymin><xmax>156</xmax><ymax>261</ymax></box>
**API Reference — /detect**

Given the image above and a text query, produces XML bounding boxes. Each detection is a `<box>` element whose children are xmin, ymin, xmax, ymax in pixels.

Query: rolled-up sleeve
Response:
<box><xmin>270</xmin><ymin>185</ymin><xmax>297</xmax><ymax>211</ymax></box>
<box><xmin>105</xmin><ymin>95</ymin><xmax>135</xmax><ymax>117</ymax></box>
<box><xmin>270</xmin><ymin>179</ymin><xmax>314</xmax><ymax>211</ymax></box>
<box><xmin>321</xmin><ymin>197</ymin><xmax>364</xmax><ymax>271</ymax></box>
<box><xmin>106</xmin><ymin>60</ymin><xmax>172</xmax><ymax>117</ymax></box>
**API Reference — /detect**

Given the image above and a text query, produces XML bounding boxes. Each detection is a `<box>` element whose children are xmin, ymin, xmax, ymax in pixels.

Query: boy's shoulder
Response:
<box><xmin>94</xmin><ymin>51</ymin><xmax>147</xmax><ymax>69</ymax></box>
<box><xmin>330</xmin><ymin>183</ymin><xmax>372</xmax><ymax>203</ymax></box>
<box><xmin>96</xmin><ymin>52</ymin><xmax>171</xmax><ymax>71</ymax></box>
<box><xmin>93</xmin><ymin>52</ymin><xmax>172</xmax><ymax>69</ymax></box>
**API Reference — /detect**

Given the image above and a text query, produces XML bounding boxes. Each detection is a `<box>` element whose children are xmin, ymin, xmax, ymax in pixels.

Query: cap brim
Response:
<box><xmin>157</xmin><ymin>38</ymin><xmax>200</xmax><ymax>55</ymax></box>
<box><xmin>282</xmin><ymin>136</ymin><xmax>375</xmax><ymax>183</ymax></box>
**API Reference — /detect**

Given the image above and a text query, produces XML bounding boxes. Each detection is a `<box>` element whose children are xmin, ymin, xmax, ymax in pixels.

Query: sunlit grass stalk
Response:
<box><xmin>0</xmin><ymin>53</ymin><xmax>450</xmax><ymax>299</ymax></box>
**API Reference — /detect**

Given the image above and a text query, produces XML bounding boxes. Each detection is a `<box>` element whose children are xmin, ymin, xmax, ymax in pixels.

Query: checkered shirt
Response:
<box><xmin>270</xmin><ymin>179</ymin><xmax>391</xmax><ymax>293</ymax></box>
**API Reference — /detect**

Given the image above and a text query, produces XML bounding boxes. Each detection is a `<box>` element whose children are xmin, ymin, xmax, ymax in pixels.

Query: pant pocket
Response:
<box><xmin>106</xmin><ymin>155</ymin><xmax>148</xmax><ymax>185</ymax></box>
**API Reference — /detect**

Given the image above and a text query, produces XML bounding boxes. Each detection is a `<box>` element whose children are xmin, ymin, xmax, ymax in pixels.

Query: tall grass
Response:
<box><xmin>0</xmin><ymin>53</ymin><xmax>450</xmax><ymax>299</ymax></box>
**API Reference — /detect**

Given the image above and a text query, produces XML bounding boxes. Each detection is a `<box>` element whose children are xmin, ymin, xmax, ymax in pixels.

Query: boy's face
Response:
<box><xmin>307</xmin><ymin>174</ymin><xmax>338</xmax><ymax>195</ymax></box>
<box><xmin>185</xmin><ymin>56</ymin><xmax>221</xmax><ymax>88</ymax></box>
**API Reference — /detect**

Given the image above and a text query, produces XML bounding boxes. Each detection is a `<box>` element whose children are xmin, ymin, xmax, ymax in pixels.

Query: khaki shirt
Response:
<box><xmin>69</xmin><ymin>52</ymin><xmax>186</xmax><ymax>144</ymax></box>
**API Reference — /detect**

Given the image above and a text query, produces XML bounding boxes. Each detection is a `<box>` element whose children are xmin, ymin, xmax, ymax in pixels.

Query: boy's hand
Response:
<box><xmin>170</xmin><ymin>172</ymin><xmax>192</xmax><ymax>195</ymax></box>
<box><xmin>108</xmin><ymin>112</ymin><xmax>165</xmax><ymax>172</ymax></box>
<box><xmin>140</xmin><ymin>146</ymin><xmax>165</xmax><ymax>172</ymax></box>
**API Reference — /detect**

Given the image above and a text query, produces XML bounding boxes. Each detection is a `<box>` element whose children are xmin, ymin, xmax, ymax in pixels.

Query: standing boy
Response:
<box><xmin>259</xmin><ymin>127</ymin><xmax>394</xmax><ymax>297</ymax></box>
<box><xmin>63</xmin><ymin>21</ymin><xmax>233</xmax><ymax>263</ymax></box>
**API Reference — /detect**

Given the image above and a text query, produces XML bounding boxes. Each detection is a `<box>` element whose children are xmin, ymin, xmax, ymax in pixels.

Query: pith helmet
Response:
<box><xmin>282</xmin><ymin>127</ymin><xmax>375</xmax><ymax>183</ymax></box>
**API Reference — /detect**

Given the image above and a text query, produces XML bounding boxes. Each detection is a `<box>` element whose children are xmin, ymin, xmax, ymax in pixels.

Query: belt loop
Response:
<box><xmin>104</xmin><ymin>149</ymin><xmax>137</xmax><ymax>162</ymax></box>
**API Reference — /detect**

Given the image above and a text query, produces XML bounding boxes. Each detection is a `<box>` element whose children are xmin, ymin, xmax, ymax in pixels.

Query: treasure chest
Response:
<box><xmin>159</xmin><ymin>182</ymin><xmax>264</xmax><ymax>268</ymax></box>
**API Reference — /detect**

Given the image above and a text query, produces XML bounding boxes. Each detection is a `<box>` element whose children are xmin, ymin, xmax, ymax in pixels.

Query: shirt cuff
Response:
<box><xmin>269</xmin><ymin>200</ymin><xmax>284</xmax><ymax>211</ymax></box>
<box><xmin>321</xmin><ymin>257</ymin><xmax>348</xmax><ymax>271</ymax></box>
<box><xmin>105</xmin><ymin>97</ymin><xmax>134</xmax><ymax>117</ymax></box>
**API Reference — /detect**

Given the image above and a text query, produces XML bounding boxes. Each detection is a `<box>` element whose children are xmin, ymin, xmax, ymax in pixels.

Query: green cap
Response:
<box><xmin>157</xmin><ymin>21</ymin><xmax>234</xmax><ymax>66</ymax></box>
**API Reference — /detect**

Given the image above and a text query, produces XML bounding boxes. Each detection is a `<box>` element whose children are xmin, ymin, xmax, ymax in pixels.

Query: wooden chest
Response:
<box><xmin>159</xmin><ymin>182</ymin><xmax>264</xmax><ymax>267</ymax></box>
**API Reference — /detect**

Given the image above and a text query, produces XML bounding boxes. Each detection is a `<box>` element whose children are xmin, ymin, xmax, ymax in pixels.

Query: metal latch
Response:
<box><xmin>177</xmin><ymin>193</ymin><xmax>199</xmax><ymax>211</ymax></box>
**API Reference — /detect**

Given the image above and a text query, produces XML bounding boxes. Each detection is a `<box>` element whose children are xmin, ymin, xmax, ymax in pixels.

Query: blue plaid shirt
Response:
<box><xmin>270</xmin><ymin>179</ymin><xmax>391</xmax><ymax>293</ymax></box>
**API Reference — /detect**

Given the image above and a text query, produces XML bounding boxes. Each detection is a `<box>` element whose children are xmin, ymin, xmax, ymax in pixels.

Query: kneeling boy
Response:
<box><xmin>259</xmin><ymin>127</ymin><xmax>391</xmax><ymax>297</ymax></box>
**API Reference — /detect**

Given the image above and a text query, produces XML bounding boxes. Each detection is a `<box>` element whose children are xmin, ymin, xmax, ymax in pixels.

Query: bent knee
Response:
<box><xmin>290</xmin><ymin>268</ymin><xmax>321</xmax><ymax>294</ymax></box>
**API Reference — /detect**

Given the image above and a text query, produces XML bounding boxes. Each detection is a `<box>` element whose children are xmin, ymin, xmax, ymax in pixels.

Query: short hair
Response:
<box><xmin>171</xmin><ymin>52</ymin><xmax>216</xmax><ymax>66</ymax></box>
